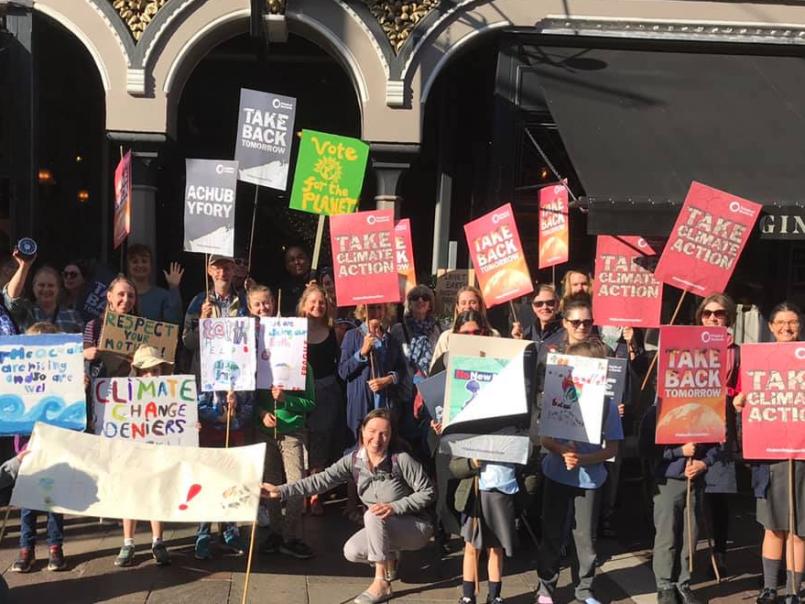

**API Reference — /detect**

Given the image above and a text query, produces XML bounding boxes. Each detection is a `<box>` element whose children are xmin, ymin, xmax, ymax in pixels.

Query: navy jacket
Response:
<box><xmin>655</xmin><ymin>443</ymin><xmax>719</xmax><ymax>482</ymax></box>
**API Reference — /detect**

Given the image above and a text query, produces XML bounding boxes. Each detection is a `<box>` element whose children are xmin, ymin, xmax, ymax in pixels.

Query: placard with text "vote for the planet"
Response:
<box><xmin>98</xmin><ymin>311</ymin><xmax>179</xmax><ymax>362</ymax></box>
<box><xmin>93</xmin><ymin>376</ymin><xmax>199</xmax><ymax>447</ymax></box>
<box><xmin>740</xmin><ymin>342</ymin><xmax>805</xmax><ymax>460</ymax></box>
<box><xmin>593</xmin><ymin>236</ymin><xmax>663</xmax><ymax>327</ymax></box>
<box><xmin>183</xmin><ymin>159</ymin><xmax>238</xmax><ymax>256</ymax></box>
<box><xmin>464</xmin><ymin>203</ymin><xmax>533</xmax><ymax>308</ymax></box>
<box><xmin>289</xmin><ymin>130</ymin><xmax>369</xmax><ymax>215</ymax></box>
<box><xmin>234</xmin><ymin>89</ymin><xmax>296</xmax><ymax>190</ymax></box>
<box><xmin>199</xmin><ymin>317</ymin><xmax>257</xmax><ymax>392</ymax></box>
<box><xmin>655</xmin><ymin>325</ymin><xmax>728</xmax><ymax>445</ymax></box>
<box><xmin>653</xmin><ymin>181</ymin><xmax>762</xmax><ymax>296</ymax></box>
<box><xmin>330</xmin><ymin>209</ymin><xmax>400</xmax><ymax>306</ymax></box>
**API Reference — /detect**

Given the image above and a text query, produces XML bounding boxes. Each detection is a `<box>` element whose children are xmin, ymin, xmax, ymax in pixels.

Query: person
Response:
<box><xmin>249</xmin><ymin>284</ymin><xmax>316</xmax><ymax>559</ymax></box>
<box><xmin>11</xmin><ymin>322</ymin><xmax>68</xmax><ymax>574</ymax></box>
<box><xmin>83</xmin><ymin>275</ymin><xmax>139</xmax><ymax>381</ymax></box>
<box><xmin>113</xmin><ymin>345</ymin><xmax>175</xmax><ymax>568</ymax></box>
<box><xmin>391</xmin><ymin>285</ymin><xmax>442</xmax><ymax>454</ymax></box>
<box><xmin>3</xmin><ymin>249</ymin><xmax>83</xmax><ymax>333</ymax></box>
<box><xmin>535</xmin><ymin>339</ymin><xmax>623</xmax><ymax>604</ymax></box>
<box><xmin>431</xmin><ymin>286</ymin><xmax>498</xmax><ymax>369</ymax></box>
<box><xmin>61</xmin><ymin>261</ymin><xmax>87</xmax><ymax>310</ymax></box>
<box><xmin>182</xmin><ymin>255</ymin><xmax>248</xmax><ymax>382</ymax></box>
<box><xmin>231</xmin><ymin>252</ymin><xmax>252</xmax><ymax>294</ymax></box>
<box><xmin>561</xmin><ymin>269</ymin><xmax>591</xmax><ymax>298</ymax></box>
<box><xmin>511</xmin><ymin>284</ymin><xmax>564</xmax><ymax>354</ymax></box>
<box><xmin>734</xmin><ymin>301</ymin><xmax>803</xmax><ymax>604</ymax></box>
<box><xmin>126</xmin><ymin>243</ymin><xmax>184</xmax><ymax>324</ymax></box>
<box><xmin>297</xmin><ymin>283</ymin><xmax>345</xmax><ymax>516</ymax></box>
<box><xmin>261</xmin><ymin>409</ymin><xmax>435</xmax><ymax>604</ymax></box>
<box><xmin>277</xmin><ymin>245</ymin><xmax>311</xmax><ymax>317</ymax></box>
<box><xmin>695</xmin><ymin>293</ymin><xmax>740</xmax><ymax>577</ymax></box>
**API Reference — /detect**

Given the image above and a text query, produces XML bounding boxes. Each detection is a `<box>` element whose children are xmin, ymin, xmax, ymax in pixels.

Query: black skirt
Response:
<box><xmin>756</xmin><ymin>460</ymin><xmax>805</xmax><ymax>535</ymax></box>
<box><xmin>460</xmin><ymin>489</ymin><xmax>517</xmax><ymax>557</ymax></box>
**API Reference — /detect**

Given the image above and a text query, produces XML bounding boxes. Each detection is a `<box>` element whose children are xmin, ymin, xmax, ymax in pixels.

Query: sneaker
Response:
<box><xmin>114</xmin><ymin>544</ymin><xmax>136</xmax><ymax>567</ymax></box>
<box><xmin>757</xmin><ymin>589</ymin><xmax>777</xmax><ymax>604</ymax></box>
<box><xmin>257</xmin><ymin>504</ymin><xmax>271</xmax><ymax>528</ymax></box>
<box><xmin>151</xmin><ymin>542</ymin><xmax>171</xmax><ymax>566</ymax></box>
<box><xmin>222</xmin><ymin>527</ymin><xmax>246</xmax><ymax>555</ymax></box>
<box><xmin>279</xmin><ymin>538</ymin><xmax>314</xmax><ymax>560</ymax></box>
<box><xmin>459</xmin><ymin>598</ymin><xmax>476</xmax><ymax>604</ymax></box>
<box><xmin>194</xmin><ymin>535</ymin><xmax>212</xmax><ymax>560</ymax></box>
<box><xmin>536</xmin><ymin>596</ymin><xmax>554</xmax><ymax>604</ymax></box>
<box><xmin>487</xmin><ymin>598</ymin><xmax>504</xmax><ymax>604</ymax></box>
<box><xmin>259</xmin><ymin>533</ymin><xmax>284</xmax><ymax>555</ymax></box>
<box><xmin>11</xmin><ymin>547</ymin><xmax>34</xmax><ymax>573</ymax></box>
<box><xmin>47</xmin><ymin>545</ymin><xmax>67</xmax><ymax>571</ymax></box>
<box><xmin>657</xmin><ymin>589</ymin><xmax>679</xmax><ymax>604</ymax></box>
<box><xmin>583</xmin><ymin>598</ymin><xmax>601</xmax><ymax>604</ymax></box>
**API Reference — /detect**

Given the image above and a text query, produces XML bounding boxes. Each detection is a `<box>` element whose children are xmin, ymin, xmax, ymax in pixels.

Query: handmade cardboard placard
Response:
<box><xmin>199</xmin><ymin>317</ymin><xmax>257</xmax><ymax>392</ymax></box>
<box><xmin>256</xmin><ymin>317</ymin><xmax>307</xmax><ymax>391</ymax></box>
<box><xmin>98</xmin><ymin>311</ymin><xmax>179</xmax><ymax>362</ymax></box>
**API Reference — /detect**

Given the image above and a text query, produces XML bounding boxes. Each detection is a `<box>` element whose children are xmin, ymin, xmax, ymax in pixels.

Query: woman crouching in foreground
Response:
<box><xmin>261</xmin><ymin>408</ymin><xmax>435</xmax><ymax>604</ymax></box>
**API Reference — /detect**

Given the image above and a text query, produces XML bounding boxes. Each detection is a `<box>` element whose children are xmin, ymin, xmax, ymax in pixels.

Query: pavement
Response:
<box><xmin>0</xmin><ymin>474</ymin><xmax>770</xmax><ymax>604</ymax></box>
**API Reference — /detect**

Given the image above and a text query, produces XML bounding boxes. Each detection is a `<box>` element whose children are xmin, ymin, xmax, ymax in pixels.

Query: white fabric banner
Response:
<box><xmin>256</xmin><ymin>317</ymin><xmax>307</xmax><ymax>390</ymax></box>
<box><xmin>11</xmin><ymin>423</ymin><xmax>265</xmax><ymax>522</ymax></box>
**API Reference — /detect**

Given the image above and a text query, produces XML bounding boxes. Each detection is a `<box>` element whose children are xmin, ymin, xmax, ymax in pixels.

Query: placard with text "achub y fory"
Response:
<box><xmin>183</xmin><ymin>159</ymin><xmax>238</xmax><ymax>256</ymax></box>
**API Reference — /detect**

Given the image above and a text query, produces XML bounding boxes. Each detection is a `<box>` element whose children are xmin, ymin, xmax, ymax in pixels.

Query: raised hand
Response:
<box><xmin>163</xmin><ymin>262</ymin><xmax>184</xmax><ymax>289</ymax></box>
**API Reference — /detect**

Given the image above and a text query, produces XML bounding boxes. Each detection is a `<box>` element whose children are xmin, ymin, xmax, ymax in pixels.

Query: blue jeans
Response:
<box><xmin>196</xmin><ymin>522</ymin><xmax>236</xmax><ymax>540</ymax></box>
<box><xmin>20</xmin><ymin>508</ymin><xmax>64</xmax><ymax>548</ymax></box>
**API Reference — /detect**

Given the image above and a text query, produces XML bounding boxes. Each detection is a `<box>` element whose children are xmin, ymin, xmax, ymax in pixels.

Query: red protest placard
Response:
<box><xmin>113</xmin><ymin>151</ymin><xmax>132</xmax><ymax>249</ymax></box>
<box><xmin>464</xmin><ymin>203</ymin><xmax>533</xmax><ymax>308</ymax></box>
<box><xmin>538</xmin><ymin>184</ymin><xmax>569</xmax><ymax>269</ymax></box>
<box><xmin>655</xmin><ymin>325</ymin><xmax>728</xmax><ymax>445</ymax></box>
<box><xmin>330</xmin><ymin>209</ymin><xmax>400</xmax><ymax>306</ymax></box>
<box><xmin>654</xmin><ymin>181</ymin><xmax>762</xmax><ymax>296</ymax></box>
<box><xmin>394</xmin><ymin>219</ymin><xmax>416</xmax><ymax>298</ymax></box>
<box><xmin>593</xmin><ymin>236</ymin><xmax>663</xmax><ymax>327</ymax></box>
<box><xmin>740</xmin><ymin>342</ymin><xmax>805</xmax><ymax>460</ymax></box>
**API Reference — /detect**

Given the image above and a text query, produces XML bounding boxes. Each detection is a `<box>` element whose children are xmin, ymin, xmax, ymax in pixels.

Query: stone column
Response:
<box><xmin>370</xmin><ymin>143</ymin><xmax>419</xmax><ymax>218</ymax></box>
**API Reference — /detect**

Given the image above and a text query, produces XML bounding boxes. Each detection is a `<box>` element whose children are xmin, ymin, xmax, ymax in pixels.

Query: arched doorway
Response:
<box><xmin>163</xmin><ymin>31</ymin><xmax>363</xmax><ymax>293</ymax></box>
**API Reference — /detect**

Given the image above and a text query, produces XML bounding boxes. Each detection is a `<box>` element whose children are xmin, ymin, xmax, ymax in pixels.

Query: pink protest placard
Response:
<box><xmin>330</xmin><ymin>209</ymin><xmax>400</xmax><ymax>306</ymax></box>
<box><xmin>113</xmin><ymin>151</ymin><xmax>132</xmax><ymax>249</ymax></box>
<box><xmin>395</xmin><ymin>219</ymin><xmax>416</xmax><ymax>298</ymax></box>
<box><xmin>593</xmin><ymin>236</ymin><xmax>663</xmax><ymax>327</ymax></box>
<box><xmin>653</xmin><ymin>181</ymin><xmax>762</xmax><ymax>296</ymax></box>
<box><xmin>464</xmin><ymin>203</ymin><xmax>533</xmax><ymax>308</ymax></box>
<box><xmin>740</xmin><ymin>342</ymin><xmax>805</xmax><ymax>460</ymax></box>
<box><xmin>538</xmin><ymin>184</ymin><xmax>569</xmax><ymax>269</ymax></box>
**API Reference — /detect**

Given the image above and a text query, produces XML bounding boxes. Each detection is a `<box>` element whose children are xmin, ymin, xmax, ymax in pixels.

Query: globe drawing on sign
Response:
<box><xmin>314</xmin><ymin>157</ymin><xmax>342</xmax><ymax>182</ymax></box>
<box><xmin>657</xmin><ymin>402</ymin><xmax>722</xmax><ymax>436</ymax></box>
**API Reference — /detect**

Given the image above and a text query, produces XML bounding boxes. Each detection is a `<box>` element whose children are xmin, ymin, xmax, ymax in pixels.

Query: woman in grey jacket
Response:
<box><xmin>262</xmin><ymin>408</ymin><xmax>435</xmax><ymax>604</ymax></box>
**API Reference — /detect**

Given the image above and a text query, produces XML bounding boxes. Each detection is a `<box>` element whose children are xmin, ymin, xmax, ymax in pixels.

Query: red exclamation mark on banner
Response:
<box><xmin>178</xmin><ymin>484</ymin><xmax>202</xmax><ymax>510</ymax></box>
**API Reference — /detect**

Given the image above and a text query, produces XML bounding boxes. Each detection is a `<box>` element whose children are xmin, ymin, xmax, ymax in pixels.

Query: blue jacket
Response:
<box><xmin>338</xmin><ymin>325</ymin><xmax>407</xmax><ymax>439</ymax></box>
<box><xmin>655</xmin><ymin>443</ymin><xmax>719</xmax><ymax>482</ymax></box>
<box><xmin>197</xmin><ymin>390</ymin><xmax>254</xmax><ymax>433</ymax></box>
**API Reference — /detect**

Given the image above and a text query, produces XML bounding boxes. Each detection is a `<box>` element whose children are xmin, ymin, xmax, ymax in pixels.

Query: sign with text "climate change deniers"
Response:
<box><xmin>184</xmin><ymin>159</ymin><xmax>238</xmax><ymax>256</ymax></box>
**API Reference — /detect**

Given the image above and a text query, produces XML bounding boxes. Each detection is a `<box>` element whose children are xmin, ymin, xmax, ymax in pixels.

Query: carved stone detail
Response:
<box><xmin>362</xmin><ymin>0</ymin><xmax>440</xmax><ymax>53</ymax></box>
<box><xmin>111</xmin><ymin>0</ymin><xmax>168</xmax><ymax>41</ymax></box>
<box><xmin>266</xmin><ymin>0</ymin><xmax>286</xmax><ymax>15</ymax></box>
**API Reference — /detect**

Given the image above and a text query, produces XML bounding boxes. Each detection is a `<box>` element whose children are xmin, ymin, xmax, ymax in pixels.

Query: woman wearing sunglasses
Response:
<box><xmin>61</xmin><ymin>262</ymin><xmax>87</xmax><ymax>311</ymax></box>
<box><xmin>511</xmin><ymin>284</ymin><xmax>564</xmax><ymax>355</ymax></box>
<box><xmin>695</xmin><ymin>294</ymin><xmax>740</xmax><ymax>578</ymax></box>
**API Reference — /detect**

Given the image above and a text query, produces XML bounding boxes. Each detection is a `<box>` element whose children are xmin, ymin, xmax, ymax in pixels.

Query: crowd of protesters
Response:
<box><xmin>0</xmin><ymin>242</ymin><xmax>802</xmax><ymax>604</ymax></box>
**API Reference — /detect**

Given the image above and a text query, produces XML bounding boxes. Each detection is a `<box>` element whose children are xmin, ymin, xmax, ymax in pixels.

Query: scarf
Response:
<box><xmin>407</xmin><ymin>316</ymin><xmax>436</xmax><ymax>376</ymax></box>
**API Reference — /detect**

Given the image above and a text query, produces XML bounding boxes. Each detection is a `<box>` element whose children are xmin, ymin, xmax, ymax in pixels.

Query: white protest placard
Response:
<box><xmin>0</xmin><ymin>334</ymin><xmax>86</xmax><ymax>435</ymax></box>
<box><xmin>540</xmin><ymin>353</ymin><xmax>609</xmax><ymax>444</ymax></box>
<box><xmin>199</xmin><ymin>317</ymin><xmax>257</xmax><ymax>392</ymax></box>
<box><xmin>257</xmin><ymin>317</ymin><xmax>307</xmax><ymax>390</ymax></box>
<box><xmin>235</xmin><ymin>89</ymin><xmax>297</xmax><ymax>190</ymax></box>
<box><xmin>184</xmin><ymin>159</ymin><xmax>238</xmax><ymax>256</ymax></box>
<box><xmin>93</xmin><ymin>376</ymin><xmax>199</xmax><ymax>447</ymax></box>
<box><xmin>12</xmin><ymin>423</ymin><xmax>264</xmax><ymax>522</ymax></box>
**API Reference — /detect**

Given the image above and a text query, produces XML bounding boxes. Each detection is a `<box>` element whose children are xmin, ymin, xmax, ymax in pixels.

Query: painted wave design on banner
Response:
<box><xmin>0</xmin><ymin>395</ymin><xmax>87</xmax><ymax>433</ymax></box>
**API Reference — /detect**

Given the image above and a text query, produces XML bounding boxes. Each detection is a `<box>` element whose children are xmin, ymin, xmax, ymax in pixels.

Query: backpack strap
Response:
<box><xmin>351</xmin><ymin>449</ymin><xmax>360</xmax><ymax>484</ymax></box>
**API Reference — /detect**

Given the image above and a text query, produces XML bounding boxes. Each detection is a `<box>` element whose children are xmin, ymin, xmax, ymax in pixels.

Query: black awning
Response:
<box><xmin>525</xmin><ymin>43</ymin><xmax>805</xmax><ymax>236</ymax></box>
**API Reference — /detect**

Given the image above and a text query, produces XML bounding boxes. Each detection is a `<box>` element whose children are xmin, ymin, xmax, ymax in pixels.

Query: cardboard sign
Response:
<box><xmin>464</xmin><ymin>203</ymin><xmax>533</xmax><ymax>308</ymax></box>
<box><xmin>654</xmin><ymin>181</ymin><xmax>762</xmax><ymax>296</ymax></box>
<box><xmin>0</xmin><ymin>335</ymin><xmax>86</xmax><ymax>435</ymax></box>
<box><xmin>234</xmin><ymin>89</ymin><xmax>297</xmax><ymax>190</ymax></box>
<box><xmin>740</xmin><ymin>342</ymin><xmax>805</xmax><ymax>460</ymax></box>
<box><xmin>330</xmin><ymin>209</ymin><xmax>399</xmax><ymax>306</ymax></box>
<box><xmin>113</xmin><ymin>151</ymin><xmax>132</xmax><ymax>249</ymax></box>
<box><xmin>540</xmin><ymin>353</ymin><xmax>608</xmax><ymax>444</ymax></box>
<box><xmin>98</xmin><ymin>311</ymin><xmax>179</xmax><ymax>362</ymax></box>
<box><xmin>593</xmin><ymin>236</ymin><xmax>663</xmax><ymax>327</ymax></box>
<box><xmin>655</xmin><ymin>326</ymin><xmax>728</xmax><ymax>445</ymax></box>
<box><xmin>93</xmin><ymin>376</ymin><xmax>199</xmax><ymax>447</ymax></box>
<box><xmin>434</xmin><ymin>269</ymin><xmax>473</xmax><ymax>317</ymax></box>
<box><xmin>256</xmin><ymin>318</ymin><xmax>307</xmax><ymax>390</ymax></box>
<box><xmin>183</xmin><ymin>159</ymin><xmax>238</xmax><ymax>256</ymax></box>
<box><xmin>199</xmin><ymin>317</ymin><xmax>257</xmax><ymax>392</ymax></box>
<box><xmin>288</xmin><ymin>130</ymin><xmax>369</xmax><ymax>215</ymax></box>
<box><xmin>395</xmin><ymin>219</ymin><xmax>417</xmax><ymax>298</ymax></box>
<box><xmin>538</xmin><ymin>184</ymin><xmax>569</xmax><ymax>269</ymax></box>
<box><xmin>11</xmin><ymin>423</ymin><xmax>264</xmax><ymax>522</ymax></box>
<box><xmin>416</xmin><ymin>370</ymin><xmax>446</xmax><ymax>423</ymax></box>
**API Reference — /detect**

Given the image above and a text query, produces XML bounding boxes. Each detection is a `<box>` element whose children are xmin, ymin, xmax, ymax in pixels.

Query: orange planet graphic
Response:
<box><xmin>655</xmin><ymin>400</ymin><xmax>725</xmax><ymax>444</ymax></box>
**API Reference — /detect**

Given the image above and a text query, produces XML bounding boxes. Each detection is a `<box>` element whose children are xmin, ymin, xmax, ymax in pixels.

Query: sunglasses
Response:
<box><xmin>459</xmin><ymin>329</ymin><xmax>482</xmax><ymax>335</ymax></box>
<box><xmin>62</xmin><ymin>271</ymin><xmax>80</xmax><ymax>279</ymax></box>
<box><xmin>532</xmin><ymin>299</ymin><xmax>556</xmax><ymax>308</ymax></box>
<box><xmin>702</xmin><ymin>309</ymin><xmax>727</xmax><ymax>319</ymax></box>
<box><xmin>566</xmin><ymin>319</ymin><xmax>593</xmax><ymax>329</ymax></box>
<box><xmin>409</xmin><ymin>294</ymin><xmax>430</xmax><ymax>303</ymax></box>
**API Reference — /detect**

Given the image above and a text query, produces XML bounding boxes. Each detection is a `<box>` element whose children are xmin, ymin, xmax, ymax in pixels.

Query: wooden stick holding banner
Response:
<box><xmin>276</xmin><ymin>290</ymin><xmax>282</xmax><ymax>318</ymax></box>
<box><xmin>205</xmin><ymin>254</ymin><xmax>210</xmax><ymax>300</ymax></box>
<box><xmin>311</xmin><ymin>215</ymin><xmax>326</xmax><ymax>271</ymax></box>
<box><xmin>247</xmin><ymin>186</ymin><xmax>259</xmax><ymax>277</ymax></box>
<box><xmin>241</xmin><ymin>519</ymin><xmax>258</xmax><ymax>604</ymax></box>
<box><xmin>225</xmin><ymin>390</ymin><xmax>232</xmax><ymax>449</ymax></box>
<box><xmin>641</xmin><ymin>290</ymin><xmax>688</xmax><ymax>391</ymax></box>
<box><xmin>789</xmin><ymin>458</ymin><xmax>796</xmax><ymax>599</ymax></box>
<box><xmin>0</xmin><ymin>506</ymin><xmax>12</xmax><ymax>544</ymax></box>
<box><xmin>687</xmin><ymin>462</ymin><xmax>694</xmax><ymax>574</ymax></box>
